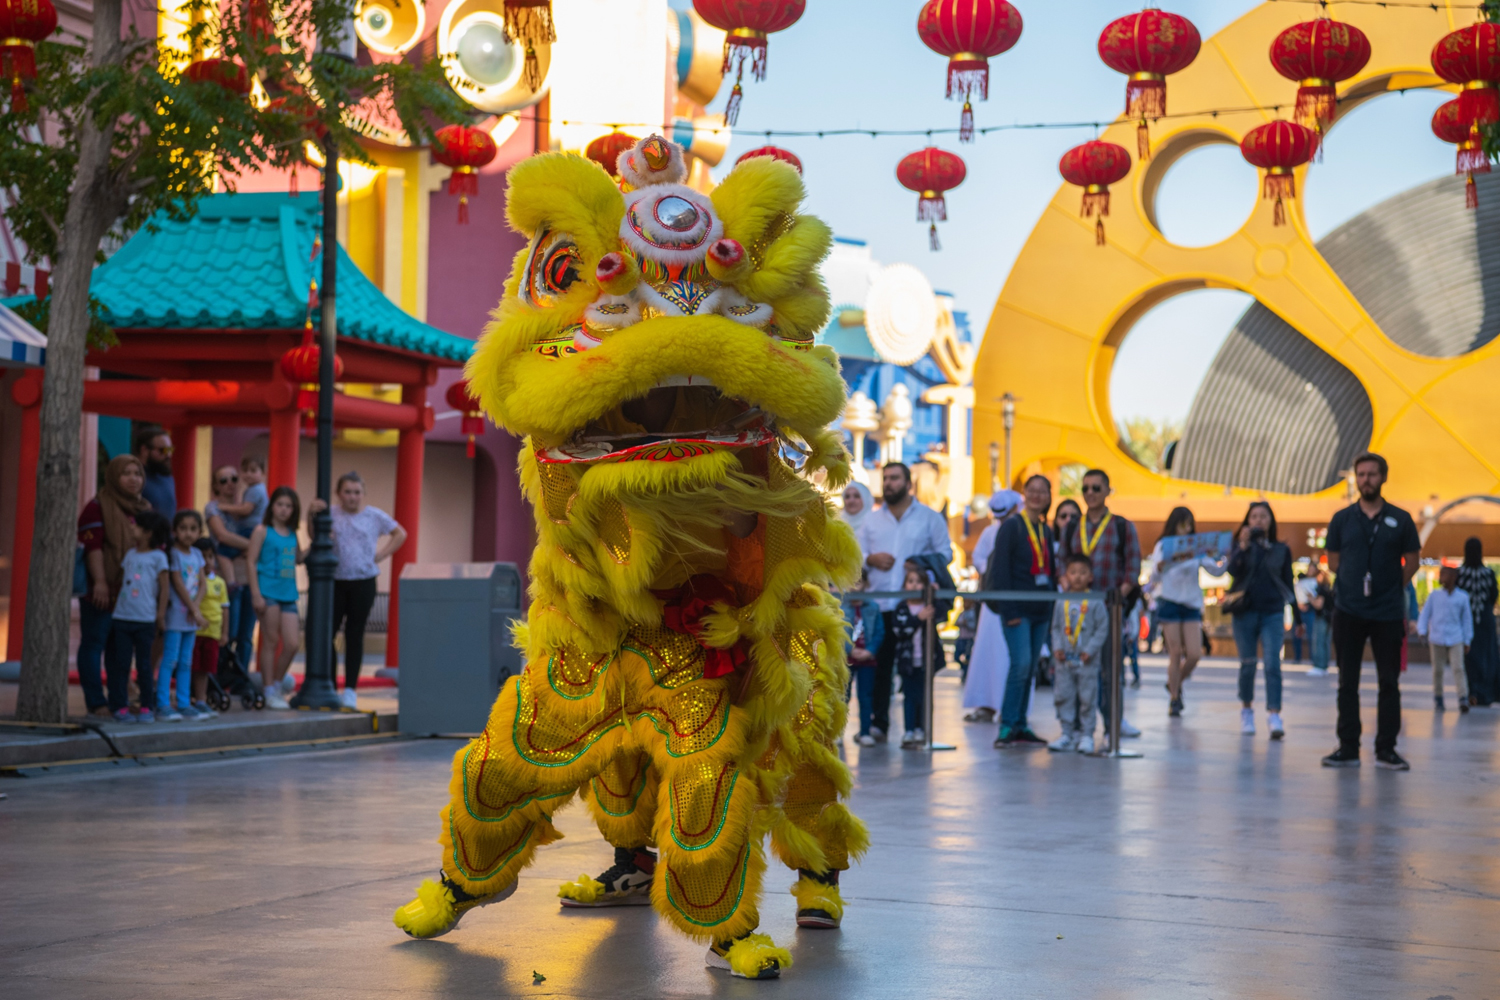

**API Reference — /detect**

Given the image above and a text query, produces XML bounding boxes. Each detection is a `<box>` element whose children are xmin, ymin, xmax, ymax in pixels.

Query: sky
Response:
<box><xmin>702</xmin><ymin>0</ymin><xmax>1459</xmax><ymax>426</ymax></box>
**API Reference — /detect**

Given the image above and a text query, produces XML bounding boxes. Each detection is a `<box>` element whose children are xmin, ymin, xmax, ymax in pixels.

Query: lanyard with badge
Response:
<box><xmin>1078</xmin><ymin>512</ymin><xmax>1112</xmax><ymax>558</ymax></box>
<box><xmin>1357</xmin><ymin>505</ymin><xmax>1395</xmax><ymax>598</ymax></box>
<box><xmin>1065</xmin><ymin>600</ymin><xmax>1088</xmax><ymax>647</ymax></box>
<box><xmin>1022</xmin><ymin>511</ymin><xmax>1050</xmax><ymax>585</ymax></box>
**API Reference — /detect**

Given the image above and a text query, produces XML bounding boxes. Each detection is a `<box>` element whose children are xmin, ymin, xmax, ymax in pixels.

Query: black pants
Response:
<box><xmin>1334</xmin><ymin>611</ymin><xmax>1405</xmax><ymax>754</ymax></box>
<box><xmin>873</xmin><ymin>610</ymin><xmax>897</xmax><ymax>734</ymax></box>
<box><xmin>333</xmin><ymin>577</ymin><xmax>379</xmax><ymax>690</ymax></box>
<box><xmin>107</xmin><ymin>620</ymin><xmax>156</xmax><ymax>711</ymax></box>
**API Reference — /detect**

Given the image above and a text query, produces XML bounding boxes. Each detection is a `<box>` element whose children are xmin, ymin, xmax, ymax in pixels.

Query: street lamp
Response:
<box><xmin>1001</xmin><ymin>392</ymin><xmax>1015</xmax><ymax>489</ymax></box>
<box><xmin>988</xmin><ymin>441</ymin><xmax>1000</xmax><ymax>494</ymax></box>
<box><xmin>292</xmin><ymin>12</ymin><xmax>356</xmax><ymax>712</ymax></box>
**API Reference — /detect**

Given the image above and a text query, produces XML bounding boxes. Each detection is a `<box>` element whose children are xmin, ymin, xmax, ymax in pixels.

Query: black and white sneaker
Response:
<box><xmin>558</xmin><ymin>847</ymin><xmax>655</xmax><ymax>907</ymax></box>
<box><xmin>793</xmin><ymin>868</ymin><xmax>844</xmax><ymax>929</ymax></box>
<box><xmin>706</xmin><ymin>932</ymin><xmax>791</xmax><ymax>979</ymax></box>
<box><xmin>1321</xmin><ymin>747</ymin><xmax>1361</xmax><ymax>768</ymax></box>
<box><xmin>1375</xmin><ymin>750</ymin><xmax>1411</xmax><ymax>771</ymax></box>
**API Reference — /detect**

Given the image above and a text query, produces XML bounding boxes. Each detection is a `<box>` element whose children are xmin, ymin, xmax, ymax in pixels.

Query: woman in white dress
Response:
<box><xmin>963</xmin><ymin>491</ymin><xmax>1021</xmax><ymax>722</ymax></box>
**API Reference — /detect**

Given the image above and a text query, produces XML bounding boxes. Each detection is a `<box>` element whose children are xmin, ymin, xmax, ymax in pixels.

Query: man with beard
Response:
<box><xmin>135</xmin><ymin>427</ymin><xmax>178</xmax><ymax>515</ymax></box>
<box><xmin>857</xmin><ymin>462</ymin><xmax>953</xmax><ymax>743</ymax></box>
<box><xmin>1321</xmin><ymin>453</ymin><xmax>1421</xmax><ymax>771</ymax></box>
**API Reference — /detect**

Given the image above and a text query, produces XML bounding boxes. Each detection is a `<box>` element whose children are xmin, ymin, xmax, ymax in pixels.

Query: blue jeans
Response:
<box><xmin>77</xmin><ymin>599</ymin><xmax>113</xmax><ymax>711</ymax></box>
<box><xmin>1233</xmin><ymin>611</ymin><xmax>1285</xmax><ymax>712</ymax></box>
<box><xmin>900</xmin><ymin>669</ymin><xmax>925</xmax><ymax>733</ymax></box>
<box><xmin>106</xmin><ymin>620</ymin><xmax>156</xmax><ymax>711</ymax></box>
<box><xmin>158</xmin><ymin>629</ymin><xmax>197</xmax><ymax>711</ymax></box>
<box><xmin>1000</xmin><ymin>617</ymin><xmax>1049</xmax><ymax>732</ymax></box>
<box><xmin>1309</xmin><ymin>615</ymin><xmax>1331</xmax><ymax>670</ymax></box>
<box><xmin>846</xmin><ymin>663</ymin><xmax>875</xmax><ymax>735</ymax></box>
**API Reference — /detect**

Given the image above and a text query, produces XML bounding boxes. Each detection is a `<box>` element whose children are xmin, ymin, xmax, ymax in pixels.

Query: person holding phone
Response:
<box><xmin>1225</xmin><ymin>502</ymin><xmax>1295</xmax><ymax>740</ymax></box>
<box><xmin>1147</xmin><ymin>506</ymin><xmax>1227</xmax><ymax>717</ymax></box>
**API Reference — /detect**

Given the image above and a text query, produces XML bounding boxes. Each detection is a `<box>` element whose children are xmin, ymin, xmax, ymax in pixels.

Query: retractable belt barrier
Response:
<box><xmin>848</xmin><ymin>589</ymin><xmax>1137</xmax><ymax>757</ymax></box>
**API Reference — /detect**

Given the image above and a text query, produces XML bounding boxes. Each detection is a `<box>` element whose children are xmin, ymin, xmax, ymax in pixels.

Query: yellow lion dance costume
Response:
<box><xmin>393</xmin><ymin>135</ymin><xmax>867</xmax><ymax>980</ymax></box>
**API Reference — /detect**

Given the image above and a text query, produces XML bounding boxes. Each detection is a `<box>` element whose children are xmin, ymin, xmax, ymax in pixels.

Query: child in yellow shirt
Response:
<box><xmin>190</xmin><ymin>537</ymin><xmax>231</xmax><ymax>717</ymax></box>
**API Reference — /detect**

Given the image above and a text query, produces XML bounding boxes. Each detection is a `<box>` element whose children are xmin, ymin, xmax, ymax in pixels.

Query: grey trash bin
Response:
<box><xmin>397</xmin><ymin>562</ymin><xmax>523</xmax><ymax>735</ymax></box>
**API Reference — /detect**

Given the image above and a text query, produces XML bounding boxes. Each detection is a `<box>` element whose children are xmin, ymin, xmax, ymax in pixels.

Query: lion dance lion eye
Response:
<box><xmin>521</xmin><ymin>229</ymin><xmax>584</xmax><ymax>307</ymax></box>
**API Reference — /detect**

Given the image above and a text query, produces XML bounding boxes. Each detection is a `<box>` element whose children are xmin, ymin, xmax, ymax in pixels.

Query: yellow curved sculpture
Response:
<box><xmin>974</xmin><ymin>1</ymin><xmax>1498</xmax><ymax>523</ymax></box>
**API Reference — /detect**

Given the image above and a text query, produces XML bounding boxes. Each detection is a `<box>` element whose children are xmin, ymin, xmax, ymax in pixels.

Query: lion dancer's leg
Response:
<box><xmin>393</xmin><ymin>654</ymin><xmax>626</xmax><ymax>938</ymax></box>
<box><xmin>556</xmin><ymin>748</ymin><xmax>660</xmax><ymax>907</ymax></box>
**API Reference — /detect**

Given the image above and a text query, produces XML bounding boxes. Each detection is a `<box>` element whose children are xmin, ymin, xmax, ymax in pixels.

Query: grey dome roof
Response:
<box><xmin>1171</xmin><ymin>171</ymin><xmax>1499</xmax><ymax>494</ymax></box>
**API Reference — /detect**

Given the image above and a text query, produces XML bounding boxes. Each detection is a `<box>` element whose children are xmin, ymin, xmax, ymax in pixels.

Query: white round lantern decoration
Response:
<box><xmin>864</xmin><ymin>263</ymin><xmax>938</xmax><ymax>366</ymax></box>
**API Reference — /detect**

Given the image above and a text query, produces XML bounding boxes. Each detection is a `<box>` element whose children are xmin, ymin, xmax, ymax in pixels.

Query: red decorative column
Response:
<box><xmin>387</xmin><ymin>383</ymin><xmax>429</xmax><ymax>668</ymax></box>
<box><xmin>8</xmin><ymin>372</ymin><xmax>43</xmax><ymax>661</ymax></box>
<box><xmin>267</xmin><ymin>408</ymin><xmax>301</xmax><ymax>491</ymax></box>
<box><xmin>172</xmin><ymin>423</ymin><xmax>197</xmax><ymax>512</ymax></box>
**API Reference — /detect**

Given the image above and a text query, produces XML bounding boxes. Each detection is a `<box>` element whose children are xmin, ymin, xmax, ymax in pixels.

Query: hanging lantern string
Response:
<box><xmin>1264</xmin><ymin>0</ymin><xmax>1479</xmax><ymax>8</ymax></box>
<box><xmin>543</xmin><ymin>84</ymin><xmax>1453</xmax><ymax>140</ymax></box>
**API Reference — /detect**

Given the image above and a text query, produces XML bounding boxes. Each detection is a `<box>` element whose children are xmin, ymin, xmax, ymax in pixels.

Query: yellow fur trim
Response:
<box><xmin>392</xmin><ymin>878</ymin><xmax>457</xmax><ymax>939</ymax></box>
<box><xmin>723</xmin><ymin>933</ymin><xmax>793</xmax><ymax>978</ymax></box>
<box><xmin>790</xmin><ymin>878</ymin><xmax>845</xmax><ymax>921</ymax></box>
<box><xmin>741</xmin><ymin>217</ymin><xmax>834</xmax><ymax>305</ymax></box>
<box><xmin>712</xmin><ymin>157</ymin><xmax>807</xmax><ymax>248</ymax></box>
<box><xmin>557</xmin><ymin>874</ymin><xmax>607</xmax><ymax>903</ymax></box>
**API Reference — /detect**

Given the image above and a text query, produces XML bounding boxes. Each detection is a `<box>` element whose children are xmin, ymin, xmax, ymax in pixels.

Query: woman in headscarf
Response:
<box><xmin>1458</xmin><ymin>537</ymin><xmax>1500</xmax><ymax>706</ymax></box>
<box><xmin>962</xmin><ymin>490</ymin><xmax>1021</xmax><ymax>723</ymax></box>
<box><xmin>76</xmin><ymin>455</ymin><xmax>151</xmax><ymax>716</ymax></box>
<box><xmin>841</xmin><ymin>481</ymin><xmax>873</xmax><ymax>536</ymax></box>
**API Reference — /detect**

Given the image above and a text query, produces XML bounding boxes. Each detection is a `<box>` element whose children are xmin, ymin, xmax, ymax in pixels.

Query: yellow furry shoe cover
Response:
<box><xmin>791</xmin><ymin>870</ymin><xmax>845</xmax><ymax>929</ymax></box>
<box><xmin>558</xmin><ymin>847</ymin><xmax>656</xmax><ymax>908</ymax></box>
<box><xmin>393</xmin><ymin>875</ymin><xmax>517</xmax><ymax>939</ymax></box>
<box><xmin>705</xmin><ymin>932</ymin><xmax>794</xmax><ymax>980</ymax></box>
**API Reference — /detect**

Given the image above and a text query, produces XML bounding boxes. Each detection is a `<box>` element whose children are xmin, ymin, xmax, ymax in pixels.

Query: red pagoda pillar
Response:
<box><xmin>387</xmin><ymin>383</ymin><xmax>427</xmax><ymax>667</ymax></box>
<box><xmin>7</xmin><ymin>372</ymin><xmax>42</xmax><ymax>660</ymax></box>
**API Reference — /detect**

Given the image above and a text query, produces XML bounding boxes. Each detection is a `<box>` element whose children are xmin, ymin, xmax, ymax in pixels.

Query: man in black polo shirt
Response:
<box><xmin>987</xmin><ymin>475</ymin><xmax>1056</xmax><ymax>747</ymax></box>
<box><xmin>1321</xmin><ymin>453</ymin><xmax>1421</xmax><ymax>771</ymax></box>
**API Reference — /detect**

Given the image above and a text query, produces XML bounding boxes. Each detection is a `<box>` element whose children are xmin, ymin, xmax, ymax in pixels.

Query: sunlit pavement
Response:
<box><xmin>3</xmin><ymin>654</ymin><xmax>1498</xmax><ymax>998</ymax></box>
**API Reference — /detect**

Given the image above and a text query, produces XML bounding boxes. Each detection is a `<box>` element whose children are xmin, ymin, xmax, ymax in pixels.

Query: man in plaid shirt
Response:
<box><xmin>1057</xmin><ymin>469</ymin><xmax>1142</xmax><ymax>740</ymax></box>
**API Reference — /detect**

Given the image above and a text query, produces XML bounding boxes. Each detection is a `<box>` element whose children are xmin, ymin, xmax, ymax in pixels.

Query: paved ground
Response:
<box><xmin>3</xmin><ymin>654</ymin><xmax>1499</xmax><ymax>999</ymax></box>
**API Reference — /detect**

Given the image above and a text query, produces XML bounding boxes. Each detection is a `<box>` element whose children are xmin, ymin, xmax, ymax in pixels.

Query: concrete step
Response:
<box><xmin>0</xmin><ymin>709</ymin><xmax>399</xmax><ymax>769</ymax></box>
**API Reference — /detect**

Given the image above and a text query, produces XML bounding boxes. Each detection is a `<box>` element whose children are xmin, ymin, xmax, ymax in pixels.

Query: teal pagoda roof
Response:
<box><xmin>90</xmin><ymin>192</ymin><xmax>473</xmax><ymax>362</ymax></box>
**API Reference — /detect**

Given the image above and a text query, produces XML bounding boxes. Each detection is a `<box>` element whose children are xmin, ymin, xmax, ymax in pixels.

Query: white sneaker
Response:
<box><xmin>899</xmin><ymin>730</ymin><xmax>915</xmax><ymax>746</ymax></box>
<box><xmin>1120</xmin><ymin>717</ymin><xmax>1141</xmax><ymax>738</ymax></box>
<box><xmin>1306</xmin><ymin>667</ymin><xmax>1328</xmax><ymax>677</ymax></box>
<box><xmin>265</xmin><ymin>691</ymin><xmax>291</xmax><ymax>710</ymax></box>
<box><xmin>1076</xmin><ymin>734</ymin><xmax>1095</xmax><ymax>754</ymax></box>
<box><xmin>1047</xmin><ymin>733</ymin><xmax>1075</xmax><ymax>752</ymax></box>
<box><xmin>911</xmin><ymin>728</ymin><xmax>925</xmax><ymax>745</ymax></box>
<box><xmin>339</xmin><ymin>687</ymin><xmax>358</xmax><ymax>710</ymax></box>
<box><xmin>857</xmin><ymin>733</ymin><xmax>876</xmax><ymax>747</ymax></box>
<box><xmin>1268</xmin><ymin>713</ymin><xmax>1285</xmax><ymax>740</ymax></box>
<box><xmin>1241</xmin><ymin>708</ymin><xmax>1256</xmax><ymax>734</ymax></box>
<box><xmin>281</xmin><ymin>673</ymin><xmax>297</xmax><ymax>695</ymax></box>
<box><xmin>869</xmin><ymin>726</ymin><xmax>887</xmax><ymax>744</ymax></box>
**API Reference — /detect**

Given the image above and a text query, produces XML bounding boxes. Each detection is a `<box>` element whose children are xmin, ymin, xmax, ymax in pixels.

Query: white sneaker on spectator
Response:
<box><xmin>1268</xmin><ymin>713</ymin><xmax>1285</xmax><ymax>740</ymax></box>
<box><xmin>1076</xmin><ymin>734</ymin><xmax>1095</xmax><ymax>754</ymax></box>
<box><xmin>856</xmin><ymin>733</ymin><xmax>876</xmax><ymax>747</ymax></box>
<box><xmin>159</xmin><ymin>707</ymin><xmax>184</xmax><ymax>722</ymax></box>
<box><xmin>869</xmin><ymin>727</ymin><xmax>887</xmax><ymax>744</ymax></box>
<box><xmin>265</xmin><ymin>691</ymin><xmax>291</xmax><ymax>710</ymax></box>
<box><xmin>1120</xmin><ymin>717</ymin><xmax>1141</xmax><ymax>738</ymax></box>
<box><xmin>1306</xmin><ymin>667</ymin><xmax>1328</xmax><ymax>677</ymax></box>
<box><xmin>1241</xmin><ymin>708</ymin><xmax>1256</xmax><ymax>734</ymax></box>
<box><xmin>281</xmin><ymin>673</ymin><xmax>297</xmax><ymax>695</ymax></box>
<box><xmin>899</xmin><ymin>730</ymin><xmax>916</xmax><ymax>747</ymax></box>
<box><xmin>908</xmin><ymin>728</ymin><xmax>925</xmax><ymax>746</ymax></box>
<box><xmin>1047</xmin><ymin>733</ymin><xmax>1075</xmax><ymax>752</ymax></box>
<box><xmin>339</xmin><ymin>687</ymin><xmax>358</xmax><ymax>710</ymax></box>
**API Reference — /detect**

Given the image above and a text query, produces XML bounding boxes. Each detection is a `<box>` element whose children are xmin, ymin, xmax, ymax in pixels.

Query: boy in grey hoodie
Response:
<box><xmin>1049</xmin><ymin>554</ymin><xmax>1109</xmax><ymax>754</ymax></box>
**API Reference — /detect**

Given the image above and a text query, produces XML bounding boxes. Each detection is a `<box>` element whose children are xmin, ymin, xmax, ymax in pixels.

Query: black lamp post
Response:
<box><xmin>292</xmin><ymin>14</ymin><xmax>356</xmax><ymax>712</ymax></box>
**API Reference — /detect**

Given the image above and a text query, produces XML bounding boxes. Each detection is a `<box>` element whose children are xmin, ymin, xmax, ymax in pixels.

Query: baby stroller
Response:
<box><xmin>205</xmin><ymin>644</ymin><xmax>265</xmax><ymax>711</ymax></box>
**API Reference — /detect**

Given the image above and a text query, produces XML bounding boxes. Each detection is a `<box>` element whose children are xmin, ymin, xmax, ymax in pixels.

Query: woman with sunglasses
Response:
<box><xmin>1225</xmin><ymin>501</ymin><xmax>1296</xmax><ymax>739</ymax></box>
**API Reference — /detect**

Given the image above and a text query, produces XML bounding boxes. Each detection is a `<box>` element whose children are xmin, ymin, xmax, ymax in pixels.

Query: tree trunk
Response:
<box><xmin>14</xmin><ymin>0</ymin><xmax>124</xmax><ymax>723</ymax></box>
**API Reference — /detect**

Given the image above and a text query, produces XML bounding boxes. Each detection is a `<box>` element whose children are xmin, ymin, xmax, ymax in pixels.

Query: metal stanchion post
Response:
<box><xmin>1107</xmin><ymin>588</ymin><xmax>1141</xmax><ymax>759</ymax></box>
<box><xmin>922</xmin><ymin>581</ymin><xmax>955</xmax><ymax>752</ymax></box>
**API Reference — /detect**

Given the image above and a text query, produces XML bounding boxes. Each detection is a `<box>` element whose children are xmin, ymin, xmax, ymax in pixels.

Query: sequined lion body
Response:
<box><xmin>425</xmin><ymin>138</ymin><xmax>867</xmax><ymax>945</ymax></box>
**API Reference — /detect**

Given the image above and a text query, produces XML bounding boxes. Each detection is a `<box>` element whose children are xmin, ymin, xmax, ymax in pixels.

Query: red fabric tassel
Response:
<box><xmin>1095</xmin><ymin>218</ymin><xmax>1107</xmax><ymax>246</ymax></box>
<box><xmin>1125</xmin><ymin>78</ymin><xmax>1166</xmax><ymax>119</ymax></box>
<box><xmin>1458</xmin><ymin>144</ymin><xmax>1490</xmax><ymax>175</ymax></box>
<box><xmin>946</xmin><ymin>60</ymin><xmax>989</xmax><ymax>101</ymax></box>
<box><xmin>447</xmin><ymin>171</ymin><xmax>478</xmax><ymax>197</ymax></box>
<box><xmin>466</xmin><ymin>436</ymin><xmax>477</xmax><ymax>458</ymax></box>
<box><xmin>9</xmin><ymin>77</ymin><xmax>25</xmax><ymax>113</ymax></box>
<box><xmin>1080</xmin><ymin>190</ymin><xmax>1111</xmax><ymax>219</ymax></box>
<box><xmin>929</xmin><ymin>222</ymin><xmax>941</xmax><ymax>252</ymax></box>
<box><xmin>1295</xmin><ymin>85</ymin><xmax>1337</xmax><ymax>131</ymax></box>
<box><xmin>457</xmin><ymin>196</ymin><xmax>470</xmax><ymax>224</ymax></box>
<box><xmin>1467</xmin><ymin>173</ymin><xmax>1479</xmax><ymax>210</ymax></box>
<box><xmin>917</xmin><ymin>193</ymin><xmax>947</xmax><ymax>222</ymax></box>
<box><xmin>503</xmin><ymin>1</ymin><xmax>555</xmax><ymax>91</ymax></box>
<box><xmin>960</xmin><ymin>101</ymin><xmax>974</xmax><ymax>143</ymax></box>
<box><xmin>1264</xmin><ymin>172</ymin><xmax>1295</xmax><ymax>226</ymax></box>
<box><xmin>723</xmin><ymin>80</ymin><xmax>743</xmax><ymax>126</ymax></box>
<box><xmin>1136</xmin><ymin>119</ymin><xmax>1151</xmax><ymax>160</ymax></box>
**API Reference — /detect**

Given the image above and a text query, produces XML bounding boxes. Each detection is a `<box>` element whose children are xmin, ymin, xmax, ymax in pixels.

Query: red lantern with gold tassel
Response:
<box><xmin>1269</xmin><ymin>17</ymin><xmax>1370</xmax><ymax>145</ymax></box>
<box><xmin>280</xmin><ymin>332</ymin><xmax>344</xmax><ymax>434</ymax></box>
<box><xmin>586</xmin><ymin>132</ymin><xmax>637</xmax><ymax>177</ymax></box>
<box><xmin>432</xmin><ymin>124</ymin><xmax>498</xmax><ymax>225</ymax></box>
<box><xmin>1059</xmin><ymin>140</ymin><xmax>1132</xmax><ymax>246</ymax></box>
<box><xmin>446</xmin><ymin>379</ymin><xmax>486</xmax><ymax>458</ymax></box>
<box><xmin>1097</xmin><ymin>8</ymin><xmax>1200</xmax><ymax>159</ymax></box>
<box><xmin>503</xmin><ymin>0</ymin><xmax>556</xmax><ymax>92</ymax></box>
<box><xmin>692</xmin><ymin>0</ymin><xmax>805</xmax><ymax>126</ymax></box>
<box><xmin>896</xmin><ymin>147</ymin><xmax>966</xmax><ymax>251</ymax></box>
<box><xmin>1431</xmin><ymin>21</ymin><xmax>1500</xmax><ymax>138</ymax></box>
<box><xmin>1</xmin><ymin>0</ymin><xmax>58</xmax><ymax>112</ymax></box>
<box><xmin>185</xmin><ymin>57</ymin><xmax>251</xmax><ymax>95</ymax></box>
<box><xmin>1433</xmin><ymin>98</ymin><xmax>1492</xmax><ymax>209</ymax></box>
<box><xmin>916</xmin><ymin>0</ymin><xmax>1023</xmax><ymax>142</ymax></box>
<box><xmin>1240</xmin><ymin>120</ymin><xmax>1317</xmax><ymax>227</ymax></box>
<box><xmin>735</xmin><ymin>144</ymin><xmax>802</xmax><ymax>172</ymax></box>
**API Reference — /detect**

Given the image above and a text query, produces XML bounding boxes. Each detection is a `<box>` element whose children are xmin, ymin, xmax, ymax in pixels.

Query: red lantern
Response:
<box><xmin>445</xmin><ymin>379</ymin><xmax>486</xmax><ymax>458</ymax></box>
<box><xmin>1</xmin><ymin>0</ymin><xmax>58</xmax><ymax>112</ymax></box>
<box><xmin>916</xmin><ymin>0</ymin><xmax>1023</xmax><ymax>142</ymax></box>
<box><xmin>1433</xmin><ymin>99</ymin><xmax>1490</xmax><ymax>209</ymax></box>
<box><xmin>692</xmin><ymin>0</ymin><xmax>806</xmax><ymax>126</ymax></box>
<box><xmin>586</xmin><ymin>132</ymin><xmax>637</xmax><ymax>177</ymax></box>
<box><xmin>280</xmin><ymin>333</ymin><xmax>345</xmax><ymax>432</ymax></box>
<box><xmin>185</xmin><ymin>57</ymin><xmax>251</xmax><ymax>96</ymax></box>
<box><xmin>735</xmin><ymin>144</ymin><xmax>802</xmax><ymax>173</ymax></box>
<box><xmin>504</xmin><ymin>0</ymin><xmax>556</xmax><ymax>91</ymax></box>
<box><xmin>896</xmin><ymin>147</ymin><xmax>966</xmax><ymax>251</ymax></box>
<box><xmin>1240</xmin><ymin>120</ymin><xmax>1317</xmax><ymax>227</ymax></box>
<box><xmin>1097</xmin><ymin>7</ymin><xmax>1200</xmax><ymax>159</ymax></box>
<box><xmin>432</xmin><ymin>124</ymin><xmax>498</xmax><ymax>225</ymax></box>
<box><xmin>1431</xmin><ymin>22</ymin><xmax>1500</xmax><ymax>137</ymax></box>
<box><xmin>1269</xmin><ymin>18</ymin><xmax>1370</xmax><ymax>140</ymax></box>
<box><xmin>1058</xmin><ymin>141</ymin><xmax>1132</xmax><ymax>246</ymax></box>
